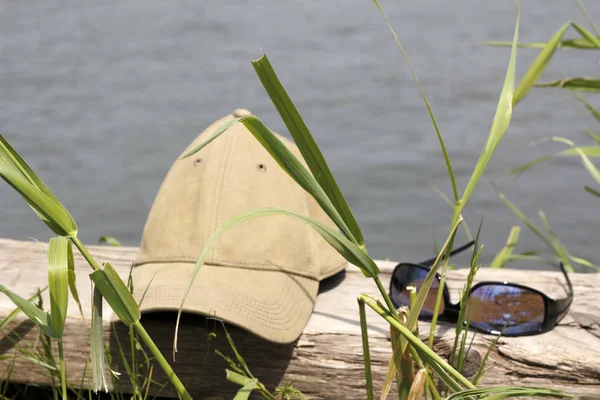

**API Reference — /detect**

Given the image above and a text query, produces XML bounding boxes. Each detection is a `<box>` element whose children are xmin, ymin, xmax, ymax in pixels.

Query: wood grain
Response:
<box><xmin>0</xmin><ymin>238</ymin><xmax>598</xmax><ymax>399</ymax></box>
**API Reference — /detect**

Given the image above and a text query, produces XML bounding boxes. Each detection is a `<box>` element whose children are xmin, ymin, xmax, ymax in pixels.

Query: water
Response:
<box><xmin>0</xmin><ymin>1</ymin><xmax>599</xmax><ymax>271</ymax></box>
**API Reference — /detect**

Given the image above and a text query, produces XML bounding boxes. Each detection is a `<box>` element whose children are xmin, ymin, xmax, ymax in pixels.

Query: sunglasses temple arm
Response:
<box><xmin>418</xmin><ymin>240</ymin><xmax>476</xmax><ymax>268</ymax></box>
<box><xmin>559</xmin><ymin>262</ymin><xmax>574</xmax><ymax>297</ymax></box>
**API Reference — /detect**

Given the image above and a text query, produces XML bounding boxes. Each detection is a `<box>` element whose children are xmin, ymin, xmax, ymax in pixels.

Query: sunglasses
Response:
<box><xmin>388</xmin><ymin>241</ymin><xmax>574</xmax><ymax>336</ymax></box>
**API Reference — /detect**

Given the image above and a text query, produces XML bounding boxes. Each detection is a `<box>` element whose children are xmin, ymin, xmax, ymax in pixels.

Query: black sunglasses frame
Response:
<box><xmin>389</xmin><ymin>241</ymin><xmax>574</xmax><ymax>336</ymax></box>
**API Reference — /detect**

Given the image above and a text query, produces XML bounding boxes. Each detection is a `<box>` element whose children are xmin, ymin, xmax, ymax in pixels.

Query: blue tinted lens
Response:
<box><xmin>468</xmin><ymin>284</ymin><xmax>545</xmax><ymax>335</ymax></box>
<box><xmin>390</xmin><ymin>265</ymin><xmax>443</xmax><ymax>317</ymax></box>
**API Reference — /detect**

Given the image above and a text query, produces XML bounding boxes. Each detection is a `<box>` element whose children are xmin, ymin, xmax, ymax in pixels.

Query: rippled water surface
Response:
<box><xmin>1</xmin><ymin>1</ymin><xmax>599</xmax><ymax>270</ymax></box>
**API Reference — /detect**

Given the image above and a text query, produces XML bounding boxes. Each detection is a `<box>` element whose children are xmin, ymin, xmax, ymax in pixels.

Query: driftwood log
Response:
<box><xmin>0</xmin><ymin>238</ymin><xmax>598</xmax><ymax>399</ymax></box>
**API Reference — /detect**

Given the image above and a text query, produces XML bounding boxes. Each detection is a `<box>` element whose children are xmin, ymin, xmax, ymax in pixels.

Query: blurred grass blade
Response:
<box><xmin>511</xmin><ymin>146</ymin><xmax>600</xmax><ymax>176</ymax></box>
<box><xmin>496</xmin><ymin>191</ymin><xmax>552</xmax><ymax>248</ymax></box>
<box><xmin>91</xmin><ymin>285</ymin><xmax>108</xmax><ymax>393</ymax></box>
<box><xmin>490</xmin><ymin>226</ymin><xmax>521</xmax><ymax>268</ymax></box>
<box><xmin>0</xmin><ymin>134</ymin><xmax>77</xmax><ymax>237</ymax></box>
<box><xmin>585</xmin><ymin>185</ymin><xmax>600</xmax><ymax>198</ymax></box>
<box><xmin>584</xmin><ymin>129</ymin><xmax>600</xmax><ymax>144</ymax></box>
<box><xmin>569</xmin><ymin>254</ymin><xmax>600</xmax><ymax>271</ymax></box>
<box><xmin>447</xmin><ymin>386</ymin><xmax>571</xmax><ymax>399</ymax></box>
<box><xmin>460</xmin><ymin>4</ymin><xmax>519</xmax><ymax>210</ymax></box>
<box><xmin>535</xmin><ymin>77</ymin><xmax>600</xmax><ymax>92</ymax></box>
<box><xmin>551</xmin><ymin>136</ymin><xmax>600</xmax><ymax>185</ymax></box>
<box><xmin>575</xmin><ymin>94</ymin><xmax>600</xmax><ymax>122</ymax></box>
<box><xmin>251</xmin><ymin>54</ymin><xmax>366</xmax><ymax>248</ymax></box>
<box><xmin>408</xmin><ymin>369</ymin><xmax>428</xmax><ymax>400</ymax></box>
<box><xmin>90</xmin><ymin>262</ymin><xmax>140</xmax><ymax>326</ymax></box>
<box><xmin>48</xmin><ymin>237</ymin><xmax>70</xmax><ymax>338</ymax></box>
<box><xmin>373</xmin><ymin>0</ymin><xmax>459</xmax><ymax>203</ymax></box>
<box><xmin>181</xmin><ymin>118</ymin><xmax>239</xmax><ymax>159</ymax></box>
<box><xmin>538</xmin><ymin>211</ymin><xmax>574</xmax><ymax>272</ymax></box>
<box><xmin>571</xmin><ymin>22</ymin><xmax>600</xmax><ymax>48</ymax></box>
<box><xmin>578</xmin><ymin>0</ymin><xmax>600</xmax><ymax>35</ymax></box>
<box><xmin>512</xmin><ymin>22</ymin><xmax>570</xmax><ymax>106</ymax></box>
<box><xmin>97</xmin><ymin>236</ymin><xmax>122</xmax><ymax>247</ymax></box>
<box><xmin>0</xmin><ymin>284</ymin><xmax>57</xmax><ymax>338</ymax></box>
<box><xmin>483</xmin><ymin>37</ymin><xmax>599</xmax><ymax>49</ymax></box>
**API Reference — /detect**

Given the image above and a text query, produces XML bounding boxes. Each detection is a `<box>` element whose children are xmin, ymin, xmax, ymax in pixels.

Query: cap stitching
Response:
<box><xmin>133</xmin><ymin>259</ymin><xmax>319</xmax><ymax>280</ymax></box>
<box><xmin>208</xmin><ymin>121</ymin><xmax>236</xmax><ymax>264</ymax></box>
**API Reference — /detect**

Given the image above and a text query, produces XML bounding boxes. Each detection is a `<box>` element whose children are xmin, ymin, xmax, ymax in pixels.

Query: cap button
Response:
<box><xmin>233</xmin><ymin>108</ymin><xmax>252</xmax><ymax>117</ymax></box>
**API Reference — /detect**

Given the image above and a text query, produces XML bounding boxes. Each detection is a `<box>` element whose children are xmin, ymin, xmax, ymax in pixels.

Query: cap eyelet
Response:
<box><xmin>193</xmin><ymin>158</ymin><xmax>202</xmax><ymax>166</ymax></box>
<box><xmin>257</xmin><ymin>163</ymin><xmax>267</xmax><ymax>172</ymax></box>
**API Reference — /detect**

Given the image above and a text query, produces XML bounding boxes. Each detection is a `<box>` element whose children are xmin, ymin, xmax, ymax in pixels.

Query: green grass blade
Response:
<box><xmin>512</xmin><ymin>22</ymin><xmax>570</xmax><ymax>106</ymax></box>
<box><xmin>461</xmin><ymin>6</ymin><xmax>519</xmax><ymax>209</ymax></box>
<box><xmin>0</xmin><ymin>284</ymin><xmax>57</xmax><ymax>338</ymax></box>
<box><xmin>181</xmin><ymin>118</ymin><xmax>239</xmax><ymax>159</ymax></box>
<box><xmin>181</xmin><ymin>115</ymin><xmax>357</xmax><ymax>245</ymax></box>
<box><xmin>48</xmin><ymin>237</ymin><xmax>70</xmax><ymax>338</ymax></box>
<box><xmin>571</xmin><ymin>22</ymin><xmax>600</xmax><ymax>48</ymax></box>
<box><xmin>232</xmin><ymin>378</ymin><xmax>258</xmax><ymax>400</ymax></box>
<box><xmin>0</xmin><ymin>286</ymin><xmax>48</xmax><ymax>332</ymax></box>
<box><xmin>173</xmin><ymin>206</ymin><xmax>380</xmax><ymax>355</ymax></box>
<box><xmin>0</xmin><ymin>171</ymin><xmax>77</xmax><ymax>237</ymax></box>
<box><xmin>373</xmin><ymin>0</ymin><xmax>459</xmax><ymax>203</ymax></box>
<box><xmin>251</xmin><ymin>54</ymin><xmax>366</xmax><ymax>248</ymax></box>
<box><xmin>361</xmin><ymin>294</ymin><xmax>473</xmax><ymax>392</ymax></box>
<box><xmin>91</xmin><ymin>285</ymin><xmax>108</xmax><ymax>393</ymax></box>
<box><xmin>357</xmin><ymin>299</ymin><xmax>374</xmax><ymax>400</ymax></box>
<box><xmin>64</xmin><ymin>241</ymin><xmax>83</xmax><ymax>319</ymax></box>
<box><xmin>472</xmin><ymin>332</ymin><xmax>503</xmax><ymax>386</ymax></box>
<box><xmin>383</xmin><ymin>217</ymin><xmax>463</xmax><ymax>384</ymax></box>
<box><xmin>447</xmin><ymin>386</ymin><xmax>571</xmax><ymax>399</ymax></box>
<box><xmin>90</xmin><ymin>262</ymin><xmax>140</xmax><ymax>326</ymax></box>
<box><xmin>238</xmin><ymin>115</ymin><xmax>357</xmax><ymax>244</ymax></box>
<box><xmin>535</xmin><ymin>77</ymin><xmax>600</xmax><ymax>92</ymax></box>
<box><xmin>490</xmin><ymin>226</ymin><xmax>521</xmax><ymax>268</ymax></box>
<box><xmin>431</xmin><ymin>185</ymin><xmax>473</xmax><ymax>241</ymax></box>
<box><xmin>0</xmin><ymin>135</ymin><xmax>77</xmax><ymax>237</ymax></box>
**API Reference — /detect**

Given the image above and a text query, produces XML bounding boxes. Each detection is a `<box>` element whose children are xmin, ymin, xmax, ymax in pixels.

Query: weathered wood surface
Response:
<box><xmin>0</xmin><ymin>238</ymin><xmax>599</xmax><ymax>399</ymax></box>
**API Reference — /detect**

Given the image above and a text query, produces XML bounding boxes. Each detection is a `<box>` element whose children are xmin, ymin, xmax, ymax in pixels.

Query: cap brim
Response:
<box><xmin>131</xmin><ymin>262</ymin><xmax>318</xmax><ymax>344</ymax></box>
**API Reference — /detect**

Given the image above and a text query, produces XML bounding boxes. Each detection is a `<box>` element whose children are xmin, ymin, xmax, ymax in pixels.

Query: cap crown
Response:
<box><xmin>135</xmin><ymin>112</ymin><xmax>345</xmax><ymax>280</ymax></box>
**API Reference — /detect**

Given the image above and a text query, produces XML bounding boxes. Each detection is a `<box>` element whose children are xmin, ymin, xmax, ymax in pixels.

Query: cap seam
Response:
<box><xmin>208</xmin><ymin>117</ymin><xmax>236</xmax><ymax>261</ymax></box>
<box><xmin>133</xmin><ymin>259</ymin><xmax>320</xmax><ymax>280</ymax></box>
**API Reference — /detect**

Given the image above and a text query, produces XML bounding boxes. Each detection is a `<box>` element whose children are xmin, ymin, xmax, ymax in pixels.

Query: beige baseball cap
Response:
<box><xmin>131</xmin><ymin>108</ymin><xmax>347</xmax><ymax>343</ymax></box>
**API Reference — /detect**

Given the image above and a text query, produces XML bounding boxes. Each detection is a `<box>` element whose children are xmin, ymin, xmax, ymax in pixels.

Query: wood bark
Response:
<box><xmin>0</xmin><ymin>238</ymin><xmax>598</xmax><ymax>399</ymax></box>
